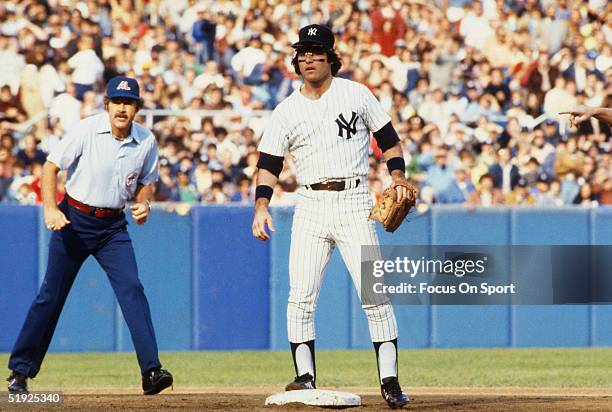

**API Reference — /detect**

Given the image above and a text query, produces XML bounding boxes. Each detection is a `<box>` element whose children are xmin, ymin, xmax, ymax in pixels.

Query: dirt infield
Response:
<box><xmin>2</xmin><ymin>387</ymin><xmax>611</xmax><ymax>411</ymax></box>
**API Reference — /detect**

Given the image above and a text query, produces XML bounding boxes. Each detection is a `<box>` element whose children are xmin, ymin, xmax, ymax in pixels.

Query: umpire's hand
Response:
<box><xmin>130</xmin><ymin>202</ymin><xmax>150</xmax><ymax>225</ymax></box>
<box><xmin>44</xmin><ymin>206</ymin><xmax>70</xmax><ymax>231</ymax></box>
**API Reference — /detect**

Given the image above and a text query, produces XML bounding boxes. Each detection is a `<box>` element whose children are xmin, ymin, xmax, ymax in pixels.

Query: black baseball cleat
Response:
<box><xmin>381</xmin><ymin>376</ymin><xmax>409</xmax><ymax>409</ymax></box>
<box><xmin>285</xmin><ymin>373</ymin><xmax>316</xmax><ymax>391</ymax></box>
<box><xmin>142</xmin><ymin>368</ymin><xmax>173</xmax><ymax>395</ymax></box>
<box><xmin>7</xmin><ymin>372</ymin><xmax>29</xmax><ymax>394</ymax></box>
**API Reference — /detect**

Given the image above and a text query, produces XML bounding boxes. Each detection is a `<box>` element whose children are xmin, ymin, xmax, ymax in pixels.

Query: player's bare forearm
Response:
<box><xmin>254</xmin><ymin>197</ymin><xmax>270</xmax><ymax>212</ymax></box>
<box><xmin>560</xmin><ymin>106</ymin><xmax>612</xmax><ymax>126</ymax></box>
<box><xmin>254</xmin><ymin>168</ymin><xmax>278</xmax><ymax>211</ymax></box>
<box><xmin>591</xmin><ymin>107</ymin><xmax>612</xmax><ymax>124</ymax></box>
<box><xmin>252</xmin><ymin>168</ymin><xmax>278</xmax><ymax>240</ymax></box>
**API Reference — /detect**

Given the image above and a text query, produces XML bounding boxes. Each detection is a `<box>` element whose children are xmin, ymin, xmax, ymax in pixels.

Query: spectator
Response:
<box><xmin>48</xmin><ymin>83</ymin><xmax>82</xmax><ymax>131</ymax></box>
<box><xmin>533</xmin><ymin>173</ymin><xmax>557</xmax><ymax>206</ymax></box>
<box><xmin>459</xmin><ymin>0</ymin><xmax>493</xmax><ymax>50</ymax></box>
<box><xmin>595</xmin><ymin>176</ymin><xmax>612</xmax><ymax>205</ymax></box>
<box><xmin>407</xmin><ymin>77</ymin><xmax>429</xmax><ymax>112</ymax></box>
<box><xmin>193</xmin><ymin>159</ymin><xmax>212</xmax><ymax>196</ymax></box>
<box><xmin>230</xmin><ymin>36</ymin><xmax>266</xmax><ymax>83</ymax></box>
<box><xmin>468</xmin><ymin>173</ymin><xmax>504</xmax><ymax>207</ymax></box>
<box><xmin>154</xmin><ymin>158</ymin><xmax>178</xmax><ymax>201</ymax></box>
<box><xmin>418</xmin><ymin>87</ymin><xmax>452</xmax><ymax>132</ymax></box>
<box><xmin>67</xmin><ymin>35</ymin><xmax>104</xmax><ymax>100</ymax></box>
<box><xmin>422</xmin><ymin>147</ymin><xmax>455</xmax><ymax>200</ymax></box>
<box><xmin>437</xmin><ymin>165</ymin><xmax>475</xmax><ymax>204</ymax></box>
<box><xmin>488</xmin><ymin>148</ymin><xmax>520</xmax><ymax>194</ymax></box>
<box><xmin>19</xmin><ymin>40</ymin><xmax>64</xmax><ymax>138</ymax></box>
<box><xmin>555</xmin><ymin>137</ymin><xmax>585</xmax><ymax>179</ymax></box>
<box><xmin>16</xmin><ymin>134</ymin><xmax>46</xmax><ymax>168</ymax></box>
<box><xmin>0</xmin><ymin>85</ymin><xmax>27</xmax><ymax>124</ymax></box>
<box><xmin>543</xmin><ymin>76</ymin><xmax>575</xmax><ymax>117</ymax></box>
<box><xmin>573</xmin><ymin>182</ymin><xmax>598</xmax><ymax>207</ymax></box>
<box><xmin>176</xmin><ymin>171</ymin><xmax>199</xmax><ymax>202</ymax></box>
<box><xmin>523</xmin><ymin>48</ymin><xmax>559</xmax><ymax>108</ymax></box>
<box><xmin>505</xmin><ymin>177</ymin><xmax>536</xmax><ymax>205</ymax></box>
<box><xmin>0</xmin><ymin>160</ymin><xmax>13</xmax><ymax>202</ymax></box>
<box><xmin>484</xmin><ymin>68</ymin><xmax>511</xmax><ymax>108</ymax></box>
<box><xmin>231</xmin><ymin>174</ymin><xmax>253</xmax><ymax>204</ymax></box>
<box><xmin>191</xmin><ymin>8</ymin><xmax>217</xmax><ymax>64</ymax></box>
<box><xmin>370</xmin><ymin>6</ymin><xmax>405</xmax><ymax>57</ymax></box>
<box><xmin>205</xmin><ymin>181</ymin><xmax>227</xmax><ymax>204</ymax></box>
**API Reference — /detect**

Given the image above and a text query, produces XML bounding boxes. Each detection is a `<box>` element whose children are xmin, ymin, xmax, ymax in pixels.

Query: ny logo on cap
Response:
<box><xmin>308</xmin><ymin>27</ymin><xmax>317</xmax><ymax>36</ymax></box>
<box><xmin>116</xmin><ymin>81</ymin><xmax>131</xmax><ymax>91</ymax></box>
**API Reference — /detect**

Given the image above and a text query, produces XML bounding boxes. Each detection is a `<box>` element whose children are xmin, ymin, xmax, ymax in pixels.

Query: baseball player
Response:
<box><xmin>6</xmin><ymin>76</ymin><xmax>173</xmax><ymax>395</ymax></box>
<box><xmin>251</xmin><ymin>24</ymin><xmax>409</xmax><ymax>409</ymax></box>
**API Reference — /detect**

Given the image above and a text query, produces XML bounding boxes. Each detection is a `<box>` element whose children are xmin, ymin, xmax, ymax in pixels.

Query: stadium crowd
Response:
<box><xmin>0</xmin><ymin>0</ymin><xmax>610</xmax><ymax>208</ymax></box>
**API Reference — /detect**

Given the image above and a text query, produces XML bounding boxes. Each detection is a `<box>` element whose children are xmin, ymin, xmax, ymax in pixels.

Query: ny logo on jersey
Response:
<box><xmin>335</xmin><ymin>111</ymin><xmax>358</xmax><ymax>140</ymax></box>
<box><xmin>308</xmin><ymin>27</ymin><xmax>317</xmax><ymax>36</ymax></box>
<box><xmin>116</xmin><ymin>81</ymin><xmax>131</xmax><ymax>91</ymax></box>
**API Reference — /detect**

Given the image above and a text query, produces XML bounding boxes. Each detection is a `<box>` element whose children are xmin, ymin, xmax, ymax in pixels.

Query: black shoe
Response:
<box><xmin>7</xmin><ymin>372</ymin><xmax>29</xmax><ymax>394</ymax></box>
<box><xmin>142</xmin><ymin>368</ymin><xmax>173</xmax><ymax>395</ymax></box>
<box><xmin>381</xmin><ymin>376</ymin><xmax>409</xmax><ymax>409</ymax></box>
<box><xmin>285</xmin><ymin>373</ymin><xmax>316</xmax><ymax>391</ymax></box>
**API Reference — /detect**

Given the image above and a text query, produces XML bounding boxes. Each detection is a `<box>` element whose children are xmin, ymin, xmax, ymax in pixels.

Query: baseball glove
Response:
<box><xmin>369</xmin><ymin>182</ymin><xmax>418</xmax><ymax>233</ymax></box>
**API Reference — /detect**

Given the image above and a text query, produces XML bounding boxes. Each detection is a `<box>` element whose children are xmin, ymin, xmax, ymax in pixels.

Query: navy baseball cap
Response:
<box><xmin>537</xmin><ymin>172</ymin><xmax>550</xmax><ymax>183</ymax></box>
<box><xmin>292</xmin><ymin>24</ymin><xmax>334</xmax><ymax>50</ymax></box>
<box><xmin>106</xmin><ymin>76</ymin><xmax>141</xmax><ymax>102</ymax></box>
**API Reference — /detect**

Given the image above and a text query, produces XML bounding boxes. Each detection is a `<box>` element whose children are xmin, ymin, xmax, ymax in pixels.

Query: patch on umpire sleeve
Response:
<box><xmin>126</xmin><ymin>171</ymin><xmax>139</xmax><ymax>188</ymax></box>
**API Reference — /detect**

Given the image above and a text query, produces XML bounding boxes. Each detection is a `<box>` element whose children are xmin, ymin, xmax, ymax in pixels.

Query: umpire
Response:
<box><xmin>6</xmin><ymin>76</ymin><xmax>173</xmax><ymax>395</ymax></box>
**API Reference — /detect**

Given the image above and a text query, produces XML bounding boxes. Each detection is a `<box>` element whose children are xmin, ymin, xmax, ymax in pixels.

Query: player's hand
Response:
<box><xmin>252</xmin><ymin>205</ymin><xmax>275</xmax><ymax>241</ymax></box>
<box><xmin>44</xmin><ymin>207</ymin><xmax>70</xmax><ymax>231</ymax></box>
<box><xmin>130</xmin><ymin>202</ymin><xmax>150</xmax><ymax>225</ymax></box>
<box><xmin>392</xmin><ymin>176</ymin><xmax>412</xmax><ymax>204</ymax></box>
<box><xmin>559</xmin><ymin>107</ymin><xmax>595</xmax><ymax>127</ymax></box>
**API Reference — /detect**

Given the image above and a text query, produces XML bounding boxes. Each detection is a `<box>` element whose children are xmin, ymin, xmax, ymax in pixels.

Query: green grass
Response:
<box><xmin>1</xmin><ymin>348</ymin><xmax>611</xmax><ymax>390</ymax></box>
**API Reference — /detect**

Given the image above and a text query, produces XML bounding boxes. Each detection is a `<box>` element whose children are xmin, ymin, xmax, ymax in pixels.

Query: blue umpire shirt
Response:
<box><xmin>47</xmin><ymin>112</ymin><xmax>159</xmax><ymax>209</ymax></box>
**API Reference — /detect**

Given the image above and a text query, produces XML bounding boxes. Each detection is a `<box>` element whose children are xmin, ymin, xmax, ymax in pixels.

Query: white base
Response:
<box><xmin>265</xmin><ymin>389</ymin><xmax>361</xmax><ymax>407</ymax></box>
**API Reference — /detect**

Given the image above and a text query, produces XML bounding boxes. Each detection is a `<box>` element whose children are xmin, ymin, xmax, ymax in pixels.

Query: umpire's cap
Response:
<box><xmin>106</xmin><ymin>76</ymin><xmax>142</xmax><ymax>102</ymax></box>
<box><xmin>292</xmin><ymin>24</ymin><xmax>334</xmax><ymax>50</ymax></box>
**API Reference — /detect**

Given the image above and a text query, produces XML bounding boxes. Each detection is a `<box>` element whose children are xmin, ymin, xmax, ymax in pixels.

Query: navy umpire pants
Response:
<box><xmin>8</xmin><ymin>197</ymin><xmax>161</xmax><ymax>377</ymax></box>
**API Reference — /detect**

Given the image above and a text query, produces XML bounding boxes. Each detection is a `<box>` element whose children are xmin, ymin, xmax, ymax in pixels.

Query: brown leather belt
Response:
<box><xmin>306</xmin><ymin>179</ymin><xmax>360</xmax><ymax>191</ymax></box>
<box><xmin>66</xmin><ymin>194</ymin><xmax>123</xmax><ymax>218</ymax></box>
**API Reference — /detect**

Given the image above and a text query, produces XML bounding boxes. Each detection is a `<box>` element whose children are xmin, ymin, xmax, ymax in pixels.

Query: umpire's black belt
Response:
<box><xmin>305</xmin><ymin>178</ymin><xmax>361</xmax><ymax>191</ymax></box>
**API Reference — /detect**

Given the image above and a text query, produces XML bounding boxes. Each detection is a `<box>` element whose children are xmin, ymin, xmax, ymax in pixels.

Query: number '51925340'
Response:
<box><xmin>7</xmin><ymin>392</ymin><xmax>62</xmax><ymax>403</ymax></box>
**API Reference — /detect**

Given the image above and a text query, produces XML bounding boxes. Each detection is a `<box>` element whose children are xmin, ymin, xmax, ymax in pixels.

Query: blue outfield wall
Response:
<box><xmin>0</xmin><ymin>205</ymin><xmax>611</xmax><ymax>352</ymax></box>
<box><xmin>0</xmin><ymin>206</ymin><xmax>39</xmax><ymax>352</ymax></box>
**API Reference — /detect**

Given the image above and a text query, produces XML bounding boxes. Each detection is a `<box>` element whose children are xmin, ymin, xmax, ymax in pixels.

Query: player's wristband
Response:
<box><xmin>255</xmin><ymin>185</ymin><xmax>274</xmax><ymax>201</ymax></box>
<box><xmin>386</xmin><ymin>157</ymin><xmax>406</xmax><ymax>174</ymax></box>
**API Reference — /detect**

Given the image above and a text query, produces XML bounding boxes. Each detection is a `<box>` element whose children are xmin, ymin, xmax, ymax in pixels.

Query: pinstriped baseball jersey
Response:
<box><xmin>260</xmin><ymin>76</ymin><xmax>399</xmax><ymax>344</ymax></box>
<box><xmin>258</xmin><ymin>77</ymin><xmax>391</xmax><ymax>185</ymax></box>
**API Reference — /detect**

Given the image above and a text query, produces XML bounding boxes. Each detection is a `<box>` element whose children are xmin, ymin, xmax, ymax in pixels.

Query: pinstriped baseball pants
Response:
<box><xmin>287</xmin><ymin>183</ymin><xmax>398</xmax><ymax>343</ymax></box>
